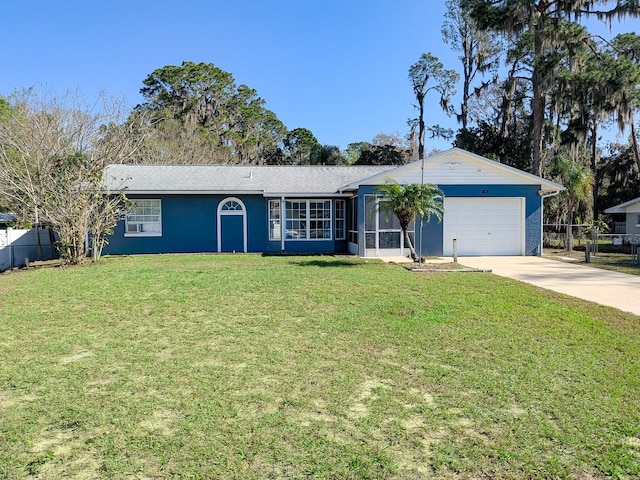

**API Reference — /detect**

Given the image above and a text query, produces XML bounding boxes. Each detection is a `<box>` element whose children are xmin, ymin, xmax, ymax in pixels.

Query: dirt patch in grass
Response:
<box><xmin>408</xmin><ymin>261</ymin><xmax>488</xmax><ymax>273</ymax></box>
<box><xmin>0</xmin><ymin>388</ymin><xmax>39</xmax><ymax>409</ymax></box>
<box><xmin>139</xmin><ymin>409</ymin><xmax>178</xmax><ymax>436</ymax></box>
<box><xmin>60</xmin><ymin>350</ymin><xmax>93</xmax><ymax>364</ymax></box>
<box><xmin>348</xmin><ymin>378</ymin><xmax>392</xmax><ymax>419</ymax></box>
<box><xmin>30</xmin><ymin>429</ymin><xmax>102</xmax><ymax>479</ymax></box>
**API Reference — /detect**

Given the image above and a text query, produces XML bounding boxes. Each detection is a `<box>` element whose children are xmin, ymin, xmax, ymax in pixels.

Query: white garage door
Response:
<box><xmin>443</xmin><ymin>198</ymin><xmax>524</xmax><ymax>256</ymax></box>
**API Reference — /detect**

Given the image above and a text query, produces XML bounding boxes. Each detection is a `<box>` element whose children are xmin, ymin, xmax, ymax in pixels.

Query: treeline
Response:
<box><xmin>437</xmin><ymin>0</ymin><xmax>640</xmax><ymax>225</ymax></box>
<box><xmin>128</xmin><ymin>61</ymin><xmax>409</xmax><ymax>167</ymax></box>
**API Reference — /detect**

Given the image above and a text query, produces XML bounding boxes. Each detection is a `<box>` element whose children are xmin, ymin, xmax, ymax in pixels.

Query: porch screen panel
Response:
<box><xmin>364</xmin><ymin>196</ymin><xmax>376</xmax><ymax>248</ymax></box>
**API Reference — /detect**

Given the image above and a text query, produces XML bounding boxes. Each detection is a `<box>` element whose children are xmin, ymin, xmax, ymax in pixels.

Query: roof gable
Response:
<box><xmin>344</xmin><ymin>148</ymin><xmax>564</xmax><ymax>192</ymax></box>
<box><xmin>604</xmin><ymin>197</ymin><xmax>640</xmax><ymax>214</ymax></box>
<box><xmin>0</xmin><ymin>213</ymin><xmax>16</xmax><ymax>224</ymax></box>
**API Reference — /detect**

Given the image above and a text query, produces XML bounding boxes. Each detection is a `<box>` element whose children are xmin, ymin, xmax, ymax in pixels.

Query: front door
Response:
<box><xmin>220</xmin><ymin>215</ymin><xmax>244</xmax><ymax>252</ymax></box>
<box><xmin>217</xmin><ymin>197</ymin><xmax>247</xmax><ymax>253</ymax></box>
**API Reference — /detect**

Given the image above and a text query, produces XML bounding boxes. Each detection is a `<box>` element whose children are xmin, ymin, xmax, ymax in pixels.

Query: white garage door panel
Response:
<box><xmin>444</xmin><ymin>198</ymin><xmax>523</xmax><ymax>256</ymax></box>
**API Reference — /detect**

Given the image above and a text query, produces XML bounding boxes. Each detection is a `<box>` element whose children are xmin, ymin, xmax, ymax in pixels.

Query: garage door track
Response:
<box><xmin>459</xmin><ymin>256</ymin><xmax>640</xmax><ymax>316</ymax></box>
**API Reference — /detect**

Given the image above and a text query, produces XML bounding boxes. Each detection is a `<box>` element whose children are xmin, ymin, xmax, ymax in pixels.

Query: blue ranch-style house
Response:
<box><xmin>102</xmin><ymin>148</ymin><xmax>564</xmax><ymax>258</ymax></box>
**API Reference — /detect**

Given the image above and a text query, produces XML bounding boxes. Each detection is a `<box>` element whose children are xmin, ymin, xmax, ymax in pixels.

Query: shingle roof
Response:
<box><xmin>103</xmin><ymin>164</ymin><xmax>395</xmax><ymax>196</ymax></box>
<box><xmin>0</xmin><ymin>213</ymin><xmax>16</xmax><ymax>224</ymax></box>
<box><xmin>604</xmin><ymin>196</ymin><xmax>640</xmax><ymax>214</ymax></box>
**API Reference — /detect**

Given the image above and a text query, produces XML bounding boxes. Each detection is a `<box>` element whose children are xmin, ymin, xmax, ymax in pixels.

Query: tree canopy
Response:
<box><xmin>136</xmin><ymin>61</ymin><xmax>287</xmax><ymax>165</ymax></box>
<box><xmin>0</xmin><ymin>89</ymin><xmax>147</xmax><ymax>263</ymax></box>
<box><xmin>461</xmin><ymin>0</ymin><xmax>640</xmax><ymax>177</ymax></box>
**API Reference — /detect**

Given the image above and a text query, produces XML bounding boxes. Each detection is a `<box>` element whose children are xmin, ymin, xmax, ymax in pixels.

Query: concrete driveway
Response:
<box><xmin>458</xmin><ymin>256</ymin><xmax>640</xmax><ymax>316</ymax></box>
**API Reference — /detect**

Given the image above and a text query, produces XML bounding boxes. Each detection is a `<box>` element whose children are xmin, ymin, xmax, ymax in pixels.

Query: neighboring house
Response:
<box><xmin>0</xmin><ymin>213</ymin><xmax>16</xmax><ymax>226</ymax></box>
<box><xmin>102</xmin><ymin>148</ymin><xmax>564</xmax><ymax>258</ymax></box>
<box><xmin>604</xmin><ymin>197</ymin><xmax>640</xmax><ymax>236</ymax></box>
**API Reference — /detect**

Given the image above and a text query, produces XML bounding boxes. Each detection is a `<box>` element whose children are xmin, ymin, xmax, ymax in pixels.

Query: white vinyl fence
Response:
<box><xmin>0</xmin><ymin>228</ymin><xmax>57</xmax><ymax>271</ymax></box>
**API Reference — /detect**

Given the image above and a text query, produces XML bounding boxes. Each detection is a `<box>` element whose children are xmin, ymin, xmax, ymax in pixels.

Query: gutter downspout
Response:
<box><xmin>539</xmin><ymin>189</ymin><xmax>562</xmax><ymax>256</ymax></box>
<box><xmin>280</xmin><ymin>196</ymin><xmax>285</xmax><ymax>253</ymax></box>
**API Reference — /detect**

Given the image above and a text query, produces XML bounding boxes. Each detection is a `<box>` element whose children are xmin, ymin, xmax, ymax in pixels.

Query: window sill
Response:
<box><xmin>124</xmin><ymin>233</ymin><xmax>162</xmax><ymax>238</ymax></box>
<box><xmin>285</xmin><ymin>238</ymin><xmax>333</xmax><ymax>241</ymax></box>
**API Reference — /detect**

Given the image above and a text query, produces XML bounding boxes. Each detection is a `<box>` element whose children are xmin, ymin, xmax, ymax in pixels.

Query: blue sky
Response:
<box><xmin>1</xmin><ymin>1</ymin><xmax>636</xmax><ymax>152</ymax></box>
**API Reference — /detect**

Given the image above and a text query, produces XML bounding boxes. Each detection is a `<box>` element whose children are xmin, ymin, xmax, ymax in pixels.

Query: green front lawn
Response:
<box><xmin>1</xmin><ymin>254</ymin><xmax>639</xmax><ymax>479</ymax></box>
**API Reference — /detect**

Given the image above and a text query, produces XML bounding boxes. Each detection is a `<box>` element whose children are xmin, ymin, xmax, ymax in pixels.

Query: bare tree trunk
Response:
<box><xmin>590</xmin><ymin>121</ymin><xmax>599</xmax><ymax>220</ymax></box>
<box><xmin>417</xmin><ymin>93</ymin><xmax>425</xmax><ymax>161</ymax></box>
<box><xmin>34</xmin><ymin>205</ymin><xmax>42</xmax><ymax>261</ymax></box>
<box><xmin>531</xmin><ymin>22</ymin><xmax>546</xmax><ymax>178</ymax></box>
<box><xmin>631</xmin><ymin>117</ymin><xmax>640</xmax><ymax>173</ymax></box>
<box><xmin>404</xmin><ymin>228</ymin><xmax>419</xmax><ymax>262</ymax></box>
<box><xmin>531</xmin><ymin>75</ymin><xmax>545</xmax><ymax>177</ymax></box>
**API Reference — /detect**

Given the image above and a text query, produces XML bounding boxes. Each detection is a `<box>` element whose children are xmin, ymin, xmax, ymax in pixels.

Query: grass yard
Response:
<box><xmin>1</xmin><ymin>254</ymin><xmax>639</xmax><ymax>479</ymax></box>
<box><xmin>546</xmin><ymin>248</ymin><xmax>640</xmax><ymax>276</ymax></box>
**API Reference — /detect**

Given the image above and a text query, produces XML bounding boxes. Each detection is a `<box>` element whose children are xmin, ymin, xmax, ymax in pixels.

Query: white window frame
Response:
<box><xmin>335</xmin><ymin>199</ymin><xmax>346</xmax><ymax>240</ymax></box>
<box><xmin>285</xmin><ymin>199</ymin><xmax>332</xmax><ymax>241</ymax></box>
<box><xmin>348</xmin><ymin>196</ymin><xmax>358</xmax><ymax>245</ymax></box>
<box><xmin>268</xmin><ymin>199</ymin><xmax>281</xmax><ymax>241</ymax></box>
<box><xmin>125</xmin><ymin>199</ymin><xmax>162</xmax><ymax>237</ymax></box>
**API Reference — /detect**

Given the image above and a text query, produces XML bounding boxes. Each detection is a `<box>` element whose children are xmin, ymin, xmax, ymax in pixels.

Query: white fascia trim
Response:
<box><xmin>123</xmin><ymin>190</ymin><xmax>265</xmax><ymax>195</ymax></box>
<box><xmin>538</xmin><ymin>189</ymin><xmax>562</xmax><ymax>198</ymax></box>
<box><xmin>604</xmin><ymin>196</ymin><xmax>640</xmax><ymax>214</ymax></box>
<box><xmin>264</xmin><ymin>192</ymin><xmax>346</xmax><ymax>198</ymax></box>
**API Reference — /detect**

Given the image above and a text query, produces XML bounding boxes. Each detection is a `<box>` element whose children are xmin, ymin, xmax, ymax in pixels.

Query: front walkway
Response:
<box><xmin>459</xmin><ymin>256</ymin><xmax>640</xmax><ymax>316</ymax></box>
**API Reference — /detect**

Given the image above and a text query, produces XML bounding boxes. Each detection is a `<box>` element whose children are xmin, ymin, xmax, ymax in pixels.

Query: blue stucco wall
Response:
<box><xmin>356</xmin><ymin>184</ymin><xmax>543</xmax><ymax>257</ymax></box>
<box><xmin>103</xmin><ymin>194</ymin><xmax>349</xmax><ymax>256</ymax></box>
<box><xmin>103</xmin><ymin>194</ymin><xmax>269</xmax><ymax>255</ymax></box>
<box><xmin>103</xmin><ymin>185</ymin><xmax>543</xmax><ymax>257</ymax></box>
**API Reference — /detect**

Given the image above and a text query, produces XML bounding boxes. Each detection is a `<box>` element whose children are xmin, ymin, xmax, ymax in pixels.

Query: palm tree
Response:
<box><xmin>375</xmin><ymin>179</ymin><xmax>444</xmax><ymax>262</ymax></box>
<box><xmin>408</xmin><ymin>53</ymin><xmax>458</xmax><ymax>162</ymax></box>
<box><xmin>554</xmin><ymin>154</ymin><xmax>593</xmax><ymax>252</ymax></box>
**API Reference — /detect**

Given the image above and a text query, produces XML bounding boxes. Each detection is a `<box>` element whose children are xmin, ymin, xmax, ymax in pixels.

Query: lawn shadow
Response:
<box><xmin>261</xmin><ymin>252</ymin><xmax>362</xmax><ymax>268</ymax></box>
<box><xmin>293</xmin><ymin>259</ymin><xmax>360</xmax><ymax>268</ymax></box>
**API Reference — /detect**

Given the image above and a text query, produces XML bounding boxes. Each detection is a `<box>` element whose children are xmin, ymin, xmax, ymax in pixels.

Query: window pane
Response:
<box><xmin>269</xmin><ymin>200</ymin><xmax>280</xmax><ymax>219</ymax></box>
<box><xmin>268</xmin><ymin>200</ymin><xmax>281</xmax><ymax>241</ymax></box>
<box><xmin>126</xmin><ymin>199</ymin><xmax>161</xmax><ymax>235</ymax></box>
<box><xmin>283</xmin><ymin>199</ymin><xmax>335</xmax><ymax>240</ymax></box>
<box><xmin>336</xmin><ymin>220</ymin><xmax>345</xmax><ymax>240</ymax></box>
<box><xmin>270</xmin><ymin>223</ymin><xmax>281</xmax><ymax>240</ymax></box>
